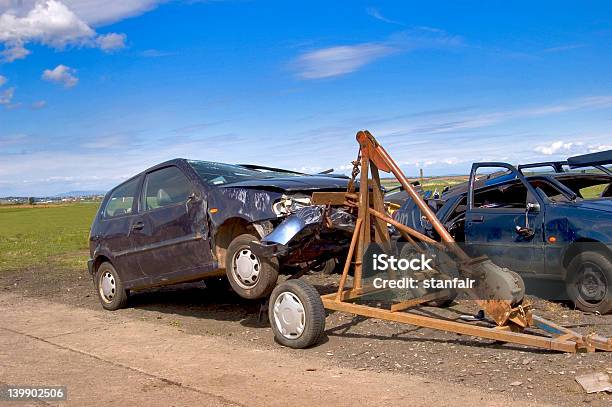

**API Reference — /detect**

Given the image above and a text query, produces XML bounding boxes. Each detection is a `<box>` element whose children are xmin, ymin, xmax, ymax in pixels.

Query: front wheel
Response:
<box><xmin>94</xmin><ymin>262</ymin><xmax>128</xmax><ymax>311</ymax></box>
<box><xmin>268</xmin><ymin>280</ymin><xmax>326</xmax><ymax>348</ymax></box>
<box><xmin>225</xmin><ymin>234</ymin><xmax>279</xmax><ymax>299</ymax></box>
<box><xmin>566</xmin><ymin>251</ymin><xmax>612</xmax><ymax>314</ymax></box>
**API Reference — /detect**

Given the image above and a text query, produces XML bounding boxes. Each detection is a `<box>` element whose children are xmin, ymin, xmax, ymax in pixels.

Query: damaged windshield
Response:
<box><xmin>188</xmin><ymin>160</ymin><xmax>302</xmax><ymax>186</ymax></box>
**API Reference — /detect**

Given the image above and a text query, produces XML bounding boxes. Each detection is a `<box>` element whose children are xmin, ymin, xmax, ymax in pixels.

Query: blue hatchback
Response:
<box><xmin>393</xmin><ymin>150</ymin><xmax>612</xmax><ymax>313</ymax></box>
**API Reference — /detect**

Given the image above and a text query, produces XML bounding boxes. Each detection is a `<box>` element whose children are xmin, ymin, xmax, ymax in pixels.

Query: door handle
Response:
<box><xmin>131</xmin><ymin>221</ymin><xmax>144</xmax><ymax>230</ymax></box>
<box><xmin>470</xmin><ymin>215</ymin><xmax>484</xmax><ymax>223</ymax></box>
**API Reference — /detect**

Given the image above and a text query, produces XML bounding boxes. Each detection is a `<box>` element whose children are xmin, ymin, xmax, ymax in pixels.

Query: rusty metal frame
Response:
<box><xmin>316</xmin><ymin>130</ymin><xmax>611</xmax><ymax>353</ymax></box>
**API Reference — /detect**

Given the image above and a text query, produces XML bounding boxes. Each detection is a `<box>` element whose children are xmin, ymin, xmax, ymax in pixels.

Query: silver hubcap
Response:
<box><xmin>232</xmin><ymin>248</ymin><xmax>260</xmax><ymax>289</ymax></box>
<box><xmin>273</xmin><ymin>292</ymin><xmax>305</xmax><ymax>339</ymax></box>
<box><xmin>578</xmin><ymin>264</ymin><xmax>607</xmax><ymax>303</ymax></box>
<box><xmin>99</xmin><ymin>271</ymin><xmax>116</xmax><ymax>303</ymax></box>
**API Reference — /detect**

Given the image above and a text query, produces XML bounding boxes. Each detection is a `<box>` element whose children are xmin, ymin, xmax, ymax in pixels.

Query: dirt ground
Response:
<box><xmin>1</xmin><ymin>265</ymin><xmax>611</xmax><ymax>406</ymax></box>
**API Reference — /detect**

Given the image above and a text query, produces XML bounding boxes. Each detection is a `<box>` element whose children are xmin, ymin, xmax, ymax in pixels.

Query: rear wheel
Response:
<box><xmin>310</xmin><ymin>258</ymin><xmax>337</xmax><ymax>274</ymax></box>
<box><xmin>269</xmin><ymin>280</ymin><xmax>326</xmax><ymax>348</ymax></box>
<box><xmin>566</xmin><ymin>251</ymin><xmax>612</xmax><ymax>314</ymax></box>
<box><xmin>225</xmin><ymin>234</ymin><xmax>279</xmax><ymax>299</ymax></box>
<box><xmin>94</xmin><ymin>262</ymin><xmax>128</xmax><ymax>311</ymax></box>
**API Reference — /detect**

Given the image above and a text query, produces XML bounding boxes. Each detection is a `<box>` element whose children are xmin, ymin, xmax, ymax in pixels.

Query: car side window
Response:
<box><xmin>104</xmin><ymin>177</ymin><xmax>140</xmax><ymax>218</ymax></box>
<box><xmin>529</xmin><ymin>180</ymin><xmax>569</xmax><ymax>202</ymax></box>
<box><xmin>144</xmin><ymin>166</ymin><xmax>192</xmax><ymax>210</ymax></box>
<box><xmin>474</xmin><ymin>182</ymin><xmax>527</xmax><ymax>209</ymax></box>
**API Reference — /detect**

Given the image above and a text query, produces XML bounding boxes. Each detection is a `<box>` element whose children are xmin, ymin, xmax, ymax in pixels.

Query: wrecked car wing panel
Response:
<box><xmin>253</xmin><ymin>205</ymin><xmax>354</xmax><ymax>264</ymax></box>
<box><xmin>261</xmin><ymin>206</ymin><xmax>324</xmax><ymax>245</ymax></box>
<box><xmin>207</xmin><ymin>188</ymin><xmax>281</xmax><ymax>227</ymax></box>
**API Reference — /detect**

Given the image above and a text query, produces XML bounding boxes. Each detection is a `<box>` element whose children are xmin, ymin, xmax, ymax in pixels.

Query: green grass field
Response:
<box><xmin>0</xmin><ymin>203</ymin><xmax>99</xmax><ymax>272</ymax></box>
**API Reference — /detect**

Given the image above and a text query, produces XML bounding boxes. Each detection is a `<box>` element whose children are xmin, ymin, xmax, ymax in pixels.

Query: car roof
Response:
<box><xmin>139</xmin><ymin>158</ymin><xmax>188</xmax><ymax>174</ymax></box>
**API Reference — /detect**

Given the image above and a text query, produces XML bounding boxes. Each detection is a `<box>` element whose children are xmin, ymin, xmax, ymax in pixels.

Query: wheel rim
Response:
<box><xmin>577</xmin><ymin>262</ymin><xmax>607</xmax><ymax>304</ymax></box>
<box><xmin>273</xmin><ymin>292</ymin><xmax>305</xmax><ymax>339</ymax></box>
<box><xmin>99</xmin><ymin>271</ymin><xmax>116</xmax><ymax>303</ymax></box>
<box><xmin>232</xmin><ymin>247</ymin><xmax>261</xmax><ymax>289</ymax></box>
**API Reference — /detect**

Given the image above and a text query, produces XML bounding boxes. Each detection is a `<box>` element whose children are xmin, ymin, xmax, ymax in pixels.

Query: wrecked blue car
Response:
<box><xmin>89</xmin><ymin>159</ymin><xmax>350</xmax><ymax>310</ymax></box>
<box><xmin>393</xmin><ymin>150</ymin><xmax>612</xmax><ymax>313</ymax></box>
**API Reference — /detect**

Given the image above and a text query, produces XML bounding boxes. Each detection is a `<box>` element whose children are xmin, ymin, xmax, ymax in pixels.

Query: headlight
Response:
<box><xmin>272</xmin><ymin>194</ymin><xmax>312</xmax><ymax>216</ymax></box>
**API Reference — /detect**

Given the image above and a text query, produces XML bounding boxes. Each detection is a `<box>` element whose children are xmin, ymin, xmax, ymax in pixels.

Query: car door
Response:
<box><xmin>96</xmin><ymin>176</ymin><xmax>146</xmax><ymax>284</ymax></box>
<box><xmin>464</xmin><ymin>163</ymin><xmax>545</xmax><ymax>274</ymax></box>
<box><xmin>130</xmin><ymin>165</ymin><xmax>214</xmax><ymax>284</ymax></box>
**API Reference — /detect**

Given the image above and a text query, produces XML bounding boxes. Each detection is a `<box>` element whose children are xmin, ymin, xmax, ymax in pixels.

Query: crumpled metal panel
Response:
<box><xmin>262</xmin><ymin>206</ymin><xmax>323</xmax><ymax>245</ymax></box>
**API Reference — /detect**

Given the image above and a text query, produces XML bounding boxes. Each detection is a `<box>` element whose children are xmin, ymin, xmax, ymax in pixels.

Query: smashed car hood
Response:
<box><xmin>221</xmin><ymin>176</ymin><xmax>349</xmax><ymax>191</ymax></box>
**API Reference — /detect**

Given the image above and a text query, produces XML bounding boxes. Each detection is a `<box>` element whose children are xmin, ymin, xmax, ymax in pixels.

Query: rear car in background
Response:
<box><xmin>393</xmin><ymin>150</ymin><xmax>612</xmax><ymax>313</ymax></box>
<box><xmin>88</xmin><ymin>160</ymin><xmax>349</xmax><ymax>310</ymax></box>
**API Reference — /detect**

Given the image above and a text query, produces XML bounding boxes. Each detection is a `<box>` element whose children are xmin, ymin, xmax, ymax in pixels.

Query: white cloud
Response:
<box><xmin>366</xmin><ymin>7</ymin><xmax>402</xmax><ymax>25</ymax></box>
<box><xmin>61</xmin><ymin>0</ymin><xmax>164</xmax><ymax>26</ymax></box>
<box><xmin>42</xmin><ymin>64</ymin><xmax>78</xmax><ymax>87</ymax></box>
<box><xmin>96</xmin><ymin>32</ymin><xmax>126</xmax><ymax>51</ymax></box>
<box><xmin>383</xmin><ymin>96</ymin><xmax>612</xmax><ymax>136</ymax></box>
<box><xmin>0</xmin><ymin>1</ymin><xmax>94</xmax><ymax>46</ymax></box>
<box><xmin>0</xmin><ymin>0</ymin><xmax>164</xmax><ymax>26</ymax></box>
<box><xmin>0</xmin><ymin>0</ymin><xmax>129</xmax><ymax>62</ymax></box>
<box><xmin>31</xmin><ymin>100</ymin><xmax>47</xmax><ymax>109</ymax></box>
<box><xmin>543</xmin><ymin>44</ymin><xmax>585</xmax><ymax>53</ymax></box>
<box><xmin>292</xmin><ymin>28</ymin><xmax>462</xmax><ymax>79</ymax></box>
<box><xmin>1</xmin><ymin>41</ymin><xmax>30</xmax><ymax>61</ymax></box>
<box><xmin>0</xmin><ymin>86</ymin><xmax>15</xmax><ymax>105</ymax></box>
<box><xmin>534</xmin><ymin>141</ymin><xmax>577</xmax><ymax>155</ymax></box>
<box><xmin>533</xmin><ymin>140</ymin><xmax>612</xmax><ymax>157</ymax></box>
<box><xmin>586</xmin><ymin>143</ymin><xmax>612</xmax><ymax>153</ymax></box>
<box><xmin>140</xmin><ymin>49</ymin><xmax>175</xmax><ymax>57</ymax></box>
<box><xmin>294</xmin><ymin>43</ymin><xmax>396</xmax><ymax>79</ymax></box>
<box><xmin>0</xmin><ymin>74</ymin><xmax>17</xmax><ymax>107</ymax></box>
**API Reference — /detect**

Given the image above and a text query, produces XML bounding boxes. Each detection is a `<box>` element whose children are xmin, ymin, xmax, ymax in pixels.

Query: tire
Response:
<box><xmin>310</xmin><ymin>258</ymin><xmax>337</xmax><ymax>275</ymax></box>
<box><xmin>225</xmin><ymin>234</ymin><xmax>279</xmax><ymax>299</ymax></box>
<box><xmin>94</xmin><ymin>262</ymin><xmax>128</xmax><ymax>311</ymax></box>
<box><xmin>566</xmin><ymin>251</ymin><xmax>612</xmax><ymax>314</ymax></box>
<box><xmin>268</xmin><ymin>280</ymin><xmax>326</xmax><ymax>348</ymax></box>
<box><xmin>204</xmin><ymin>276</ymin><xmax>231</xmax><ymax>291</ymax></box>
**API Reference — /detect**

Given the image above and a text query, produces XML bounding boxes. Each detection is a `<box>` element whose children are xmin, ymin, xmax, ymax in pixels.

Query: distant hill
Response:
<box><xmin>55</xmin><ymin>190</ymin><xmax>106</xmax><ymax>198</ymax></box>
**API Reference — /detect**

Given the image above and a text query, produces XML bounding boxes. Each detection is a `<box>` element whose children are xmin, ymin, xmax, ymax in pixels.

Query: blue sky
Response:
<box><xmin>1</xmin><ymin>0</ymin><xmax>612</xmax><ymax>196</ymax></box>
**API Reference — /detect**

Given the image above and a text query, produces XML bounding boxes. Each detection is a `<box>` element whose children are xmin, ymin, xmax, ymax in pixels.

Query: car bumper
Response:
<box><xmin>250</xmin><ymin>241</ymin><xmax>289</xmax><ymax>258</ymax></box>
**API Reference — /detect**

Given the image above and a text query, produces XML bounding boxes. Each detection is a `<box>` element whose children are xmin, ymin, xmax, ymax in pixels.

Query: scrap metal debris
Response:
<box><xmin>575</xmin><ymin>372</ymin><xmax>612</xmax><ymax>394</ymax></box>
